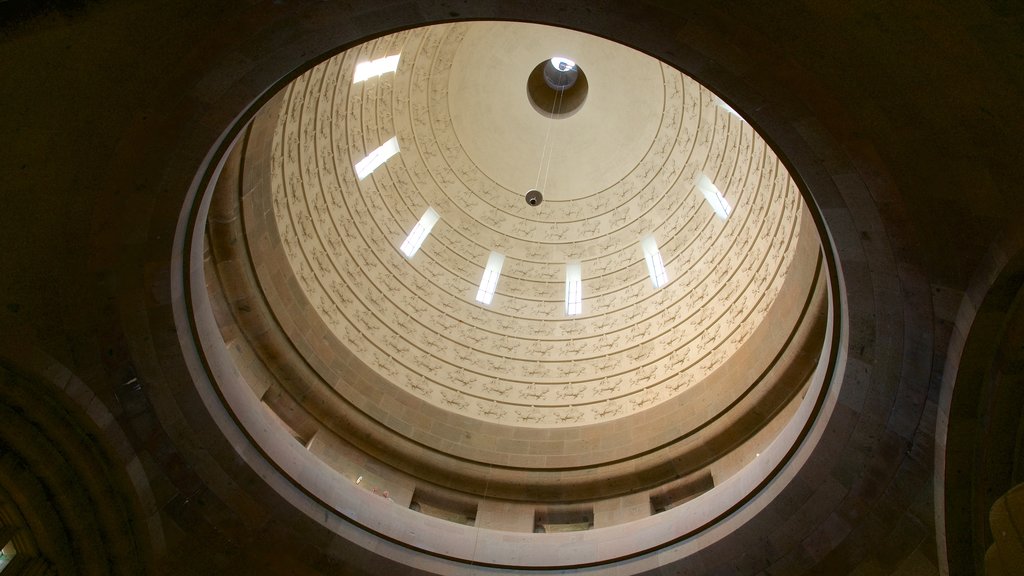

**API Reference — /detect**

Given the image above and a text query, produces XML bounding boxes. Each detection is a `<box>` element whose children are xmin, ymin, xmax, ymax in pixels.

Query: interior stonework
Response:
<box><xmin>194</xmin><ymin>23</ymin><xmax>833</xmax><ymax>563</ymax></box>
<box><xmin>2</xmin><ymin>1</ymin><xmax>1023</xmax><ymax>575</ymax></box>
<box><xmin>259</xmin><ymin>22</ymin><xmax>812</xmax><ymax>428</ymax></box>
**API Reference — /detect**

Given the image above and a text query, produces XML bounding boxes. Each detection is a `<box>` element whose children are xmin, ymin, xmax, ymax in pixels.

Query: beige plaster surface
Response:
<box><xmin>264</xmin><ymin>22</ymin><xmax>808</xmax><ymax>427</ymax></box>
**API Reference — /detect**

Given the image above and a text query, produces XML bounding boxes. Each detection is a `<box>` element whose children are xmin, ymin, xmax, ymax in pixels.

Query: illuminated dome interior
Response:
<box><xmin>8</xmin><ymin>2</ymin><xmax>1022</xmax><ymax>574</ymax></box>
<box><xmin>199</xmin><ymin>20</ymin><xmax>833</xmax><ymax>571</ymax></box>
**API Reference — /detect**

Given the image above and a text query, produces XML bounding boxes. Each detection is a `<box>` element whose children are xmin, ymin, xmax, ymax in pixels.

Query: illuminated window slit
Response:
<box><xmin>641</xmin><ymin>236</ymin><xmax>669</xmax><ymax>289</ymax></box>
<box><xmin>698</xmin><ymin>175</ymin><xmax>732</xmax><ymax>219</ymax></box>
<box><xmin>0</xmin><ymin>540</ymin><xmax>16</xmax><ymax>573</ymax></box>
<box><xmin>476</xmin><ymin>252</ymin><xmax>505</xmax><ymax>305</ymax></box>
<box><xmin>565</xmin><ymin>262</ymin><xmax>582</xmax><ymax>315</ymax></box>
<box><xmin>714</xmin><ymin>96</ymin><xmax>743</xmax><ymax>120</ymax></box>
<box><xmin>355</xmin><ymin>136</ymin><xmax>399</xmax><ymax>180</ymax></box>
<box><xmin>400</xmin><ymin>207</ymin><xmax>439</xmax><ymax>257</ymax></box>
<box><xmin>353</xmin><ymin>54</ymin><xmax>400</xmax><ymax>83</ymax></box>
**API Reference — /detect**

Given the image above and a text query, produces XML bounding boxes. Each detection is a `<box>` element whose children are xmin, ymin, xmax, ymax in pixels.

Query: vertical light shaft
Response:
<box><xmin>355</xmin><ymin>136</ymin><xmax>400</xmax><ymax>180</ymax></box>
<box><xmin>476</xmin><ymin>252</ymin><xmax>505</xmax><ymax>305</ymax></box>
<box><xmin>352</xmin><ymin>54</ymin><xmax>400</xmax><ymax>83</ymax></box>
<box><xmin>641</xmin><ymin>235</ymin><xmax>669</xmax><ymax>288</ymax></box>
<box><xmin>400</xmin><ymin>207</ymin><xmax>440</xmax><ymax>257</ymax></box>
<box><xmin>565</xmin><ymin>261</ymin><xmax>582</xmax><ymax>315</ymax></box>
<box><xmin>698</xmin><ymin>174</ymin><xmax>732</xmax><ymax>219</ymax></box>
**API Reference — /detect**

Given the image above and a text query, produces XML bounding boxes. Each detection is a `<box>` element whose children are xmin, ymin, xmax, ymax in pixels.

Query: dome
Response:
<box><xmin>194</xmin><ymin>20</ymin><xmax>835</xmax><ymax>572</ymax></box>
<box><xmin>16</xmin><ymin>1</ymin><xmax>1014</xmax><ymax>574</ymax></box>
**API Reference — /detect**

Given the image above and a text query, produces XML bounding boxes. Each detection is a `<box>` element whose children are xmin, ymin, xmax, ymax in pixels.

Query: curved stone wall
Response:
<box><xmin>194</xmin><ymin>19</ymin><xmax>836</xmax><ymax>570</ymax></box>
<box><xmin>2</xmin><ymin>0</ymin><xmax>999</xmax><ymax>574</ymax></box>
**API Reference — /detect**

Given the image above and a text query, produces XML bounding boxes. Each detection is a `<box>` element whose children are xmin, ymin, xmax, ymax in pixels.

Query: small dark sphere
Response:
<box><xmin>525</xmin><ymin>189</ymin><xmax>543</xmax><ymax>206</ymax></box>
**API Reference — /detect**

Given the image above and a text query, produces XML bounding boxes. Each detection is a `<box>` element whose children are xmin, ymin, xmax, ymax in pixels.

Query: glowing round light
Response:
<box><xmin>550</xmin><ymin>57</ymin><xmax>576</xmax><ymax>71</ymax></box>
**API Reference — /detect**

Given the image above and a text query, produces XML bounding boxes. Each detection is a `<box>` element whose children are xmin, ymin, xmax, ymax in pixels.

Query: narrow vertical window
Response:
<box><xmin>641</xmin><ymin>236</ymin><xmax>669</xmax><ymax>289</ymax></box>
<box><xmin>476</xmin><ymin>252</ymin><xmax>505</xmax><ymax>305</ymax></box>
<box><xmin>714</xmin><ymin>96</ymin><xmax>743</xmax><ymax>120</ymax></box>
<box><xmin>353</xmin><ymin>54</ymin><xmax>401</xmax><ymax>83</ymax></box>
<box><xmin>698</xmin><ymin>175</ymin><xmax>732</xmax><ymax>219</ymax></box>
<box><xmin>355</xmin><ymin>136</ymin><xmax>400</xmax><ymax>180</ymax></box>
<box><xmin>0</xmin><ymin>541</ymin><xmax>16</xmax><ymax>573</ymax></box>
<box><xmin>565</xmin><ymin>261</ymin><xmax>583</xmax><ymax>315</ymax></box>
<box><xmin>400</xmin><ymin>207</ymin><xmax>440</xmax><ymax>258</ymax></box>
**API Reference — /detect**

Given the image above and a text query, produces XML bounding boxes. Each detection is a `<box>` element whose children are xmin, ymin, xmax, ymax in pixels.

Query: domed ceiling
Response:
<box><xmin>269</xmin><ymin>21</ymin><xmax>805</xmax><ymax>427</ymax></box>
<box><xmin>197</xmin><ymin>19</ymin><xmax>829</xmax><ymax>568</ymax></box>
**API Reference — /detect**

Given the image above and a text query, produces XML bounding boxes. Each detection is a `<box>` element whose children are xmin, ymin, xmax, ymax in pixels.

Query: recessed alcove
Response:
<box><xmin>534</xmin><ymin>506</ymin><xmax>594</xmax><ymax>533</ymax></box>
<box><xmin>410</xmin><ymin>489</ymin><xmax>478</xmax><ymax>526</ymax></box>
<box><xmin>650</xmin><ymin>470</ymin><xmax>715</xmax><ymax>514</ymax></box>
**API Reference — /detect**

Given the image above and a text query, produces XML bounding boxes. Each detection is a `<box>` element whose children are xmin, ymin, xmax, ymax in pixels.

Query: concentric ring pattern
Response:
<box><xmin>269</xmin><ymin>22</ymin><xmax>803</xmax><ymax>427</ymax></box>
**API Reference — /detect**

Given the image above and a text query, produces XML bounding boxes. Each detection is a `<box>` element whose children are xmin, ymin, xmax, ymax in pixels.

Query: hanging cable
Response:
<box><xmin>540</xmin><ymin>67</ymin><xmax>568</xmax><ymax>196</ymax></box>
<box><xmin>533</xmin><ymin>66</ymin><xmax>563</xmax><ymax>192</ymax></box>
<box><xmin>533</xmin><ymin>61</ymin><xmax>573</xmax><ymax>195</ymax></box>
